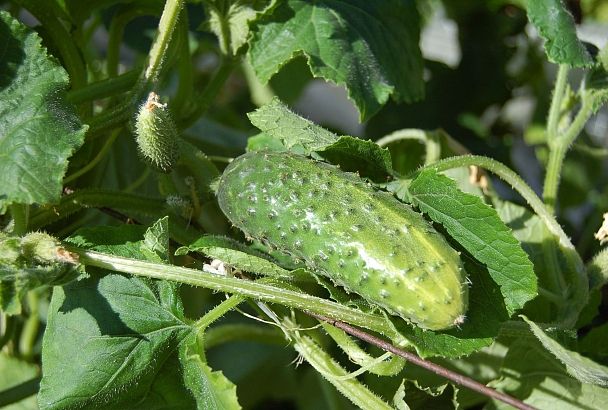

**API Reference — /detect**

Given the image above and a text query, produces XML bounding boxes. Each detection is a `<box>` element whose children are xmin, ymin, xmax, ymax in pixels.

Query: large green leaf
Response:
<box><xmin>39</xmin><ymin>222</ymin><xmax>245</xmax><ymax>409</ymax></box>
<box><xmin>248</xmin><ymin>0</ymin><xmax>423</xmax><ymax>120</ymax></box>
<box><xmin>526</xmin><ymin>0</ymin><xmax>593</xmax><ymax>67</ymax></box>
<box><xmin>247</xmin><ymin>98</ymin><xmax>391</xmax><ymax>178</ymax></box>
<box><xmin>0</xmin><ymin>12</ymin><xmax>86</xmax><ymax>206</ymax></box>
<box><xmin>38</xmin><ymin>225</ymin><xmax>195</xmax><ymax>409</ymax></box>
<box><xmin>408</xmin><ymin>170</ymin><xmax>537</xmax><ymax>315</ymax></box>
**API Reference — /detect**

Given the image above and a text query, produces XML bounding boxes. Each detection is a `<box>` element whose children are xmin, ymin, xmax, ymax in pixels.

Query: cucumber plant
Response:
<box><xmin>1</xmin><ymin>1</ymin><xmax>608</xmax><ymax>410</ymax></box>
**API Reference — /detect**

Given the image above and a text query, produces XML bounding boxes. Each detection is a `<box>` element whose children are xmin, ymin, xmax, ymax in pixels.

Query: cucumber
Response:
<box><xmin>217</xmin><ymin>151</ymin><xmax>468</xmax><ymax>330</ymax></box>
<box><xmin>135</xmin><ymin>92</ymin><xmax>180</xmax><ymax>173</ymax></box>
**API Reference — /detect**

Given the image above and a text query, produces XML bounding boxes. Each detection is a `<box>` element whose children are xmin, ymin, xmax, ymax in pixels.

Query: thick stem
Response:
<box><xmin>19</xmin><ymin>291</ymin><xmax>40</xmax><ymax>361</ymax></box>
<box><xmin>86</xmin><ymin>101</ymin><xmax>132</xmax><ymax>140</ymax></box>
<box><xmin>193</xmin><ymin>295</ymin><xmax>245</xmax><ymax>331</ymax></box>
<box><xmin>9</xmin><ymin>204</ymin><xmax>28</xmax><ymax>235</ymax></box>
<box><xmin>69</xmin><ymin>248</ymin><xmax>396</xmax><ymax>337</ymax></box>
<box><xmin>67</xmin><ymin>70</ymin><xmax>140</xmax><ymax>104</ymax></box>
<box><xmin>172</xmin><ymin>11</ymin><xmax>194</xmax><ymax>118</ymax></box>
<box><xmin>143</xmin><ymin>0</ymin><xmax>184</xmax><ymax>86</ymax></box>
<box><xmin>542</xmin><ymin>100</ymin><xmax>594</xmax><ymax>212</ymax></box>
<box><xmin>542</xmin><ymin>144</ymin><xmax>567</xmax><ymax>212</ymax></box>
<box><xmin>28</xmin><ymin>189</ymin><xmax>166</xmax><ymax>230</ymax></box>
<box><xmin>546</xmin><ymin>65</ymin><xmax>569</xmax><ymax>141</ymax></box>
<box><xmin>179</xmin><ymin>56</ymin><xmax>237</xmax><ymax>128</ymax></box>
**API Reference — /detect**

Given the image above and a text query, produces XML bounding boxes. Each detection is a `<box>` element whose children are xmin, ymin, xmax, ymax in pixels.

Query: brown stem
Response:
<box><xmin>308</xmin><ymin>313</ymin><xmax>536</xmax><ymax>410</ymax></box>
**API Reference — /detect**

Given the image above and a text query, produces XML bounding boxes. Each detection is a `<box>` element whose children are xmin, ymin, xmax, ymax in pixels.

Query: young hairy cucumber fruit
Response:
<box><xmin>217</xmin><ymin>151</ymin><xmax>469</xmax><ymax>330</ymax></box>
<box><xmin>135</xmin><ymin>92</ymin><xmax>180</xmax><ymax>173</ymax></box>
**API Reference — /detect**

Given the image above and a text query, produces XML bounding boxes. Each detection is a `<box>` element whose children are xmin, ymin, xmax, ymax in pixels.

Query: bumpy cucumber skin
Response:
<box><xmin>218</xmin><ymin>151</ymin><xmax>468</xmax><ymax>330</ymax></box>
<box><xmin>135</xmin><ymin>92</ymin><xmax>180</xmax><ymax>173</ymax></box>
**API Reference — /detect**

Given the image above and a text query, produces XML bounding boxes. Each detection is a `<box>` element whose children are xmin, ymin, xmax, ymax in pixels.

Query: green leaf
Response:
<box><xmin>39</xmin><ymin>225</ymin><xmax>195</xmax><ymax>409</ymax></box>
<box><xmin>246</xmin><ymin>132</ymin><xmax>287</xmax><ymax>152</ymax></box>
<box><xmin>526</xmin><ymin>0</ymin><xmax>593</xmax><ymax>67</ymax></box>
<box><xmin>393</xmin><ymin>380</ymin><xmax>410</xmax><ymax>410</ymax></box>
<box><xmin>141</xmin><ymin>216</ymin><xmax>171</xmax><ymax>262</ymax></box>
<box><xmin>491</xmin><ymin>336</ymin><xmax>608</xmax><ymax>409</ymax></box>
<box><xmin>523</xmin><ymin>316</ymin><xmax>608</xmax><ymax>387</ymax></box>
<box><xmin>247</xmin><ymin>98</ymin><xmax>391</xmax><ymax>178</ymax></box>
<box><xmin>179</xmin><ymin>332</ymin><xmax>241</xmax><ymax>410</ymax></box>
<box><xmin>387</xmin><ymin>255</ymin><xmax>509</xmax><ymax>359</ymax></box>
<box><xmin>496</xmin><ymin>201</ymin><xmax>588</xmax><ymax>327</ymax></box>
<box><xmin>0</xmin><ymin>353</ymin><xmax>39</xmax><ymax>410</ymax></box>
<box><xmin>203</xmin><ymin>0</ymin><xmax>276</xmax><ymax>56</ymax></box>
<box><xmin>408</xmin><ymin>170</ymin><xmax>537</xmax><ymax>314</ymax></box>
<box><xmin>290</xmin><ymin>322</ymin><xmax>393</xmax><ymax>410</ymax></box>
<box><xmin>247</xmin><ymin>97</ymin><xmax>339</xmax><ymax>153</ymax></box>
<box><xmin>317</xmin><ymin>136</ymin><xmax>392</xmax><ymax>181</ymax></box>
<box><xmin>248</xmin><ymin>0</ymin><xmax>423</xmax><ymax>120</ymax></box>
<box><xmin>176</xmin><ymin>235</ymin><xmax>306</xmax><ymax>281</ymax></box>
<box><xmin>585</xmin><ymin>44</ymin><xmax>608</xmax><ymax>113</ymax></box>
<box><xmin>0</xmin><ymin>11</ymin><xmax>87</xmax><ymax>206</ymax></box>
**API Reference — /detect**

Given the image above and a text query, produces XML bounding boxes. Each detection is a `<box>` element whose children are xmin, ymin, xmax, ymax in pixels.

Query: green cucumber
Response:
<box><xmin>217</xmin><ymin>151</ymin><xmax>468</xmax><ymax>330</ymax></box>
<box><xmin>135</xmin><ymin>92</ymin><xmax>180</xmax><ymax>173</ymax></box>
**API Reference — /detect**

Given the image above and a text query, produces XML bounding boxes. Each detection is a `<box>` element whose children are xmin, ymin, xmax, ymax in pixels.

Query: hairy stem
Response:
<box><xmin>69</xmin><ymin>248</ymin><xmax>396</xmax><ymax>337</ymax></box>
<box><xmin>142</xmin><ymin>0</ymin><xmax>184</xmax><ymax>87</ymax></box>
<box><xmin>86</xmin><ymin>101</ymin><xmax>132</xmax><ymax>140</ymax></box>
<box><xmin>9</xmin><ymin>204</ymin><xmax>28</xmax><ymax>235</ymax></box>
<box><xmin>193</xmin><ymin>295</ymin><xmax>245</xmax><ymax>332</ymax></box>
<box><xmin>546</xmin><ymin>65</ymin><xmax>569</xmax><ymax>142</ymax></box>
<box><xmin>28</xmin><ymin>189</ymin><xmax>166</xmax><ymax>230</ymax></box>
<box><xmin>19</xmin><ymin>291</ymin><xmax>40</xmax><ymax>361</ymax></box>
<box><xmin>179</xmin><ymin>56</ymin><xmax>237</xmax><ymax>128</ymax></box>
<box><xmin>543</xmin><ymin>100</ymin><xmax>594</xmax><ymax>212</ymax></box>
<box><xmin>67</xmin><ymin>70</ymin><xmax>140</xmax><ymax>104</ymax></box>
